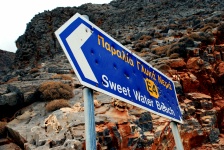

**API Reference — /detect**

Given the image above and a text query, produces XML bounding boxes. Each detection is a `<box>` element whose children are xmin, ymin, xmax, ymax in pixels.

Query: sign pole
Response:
<box><xmin>170</xmin><ymin>121</ymin><xmax>184</xmax><ymax>150</ymax></box>
<box><xmin>82</xmin><ymin>15</ymin><xmax>96</xmax><ymax>150</ymax></box>
<box><xmin>83</xmin><ymin>87</ymin><xmax>96</xmax><ymax>150</ymax></box>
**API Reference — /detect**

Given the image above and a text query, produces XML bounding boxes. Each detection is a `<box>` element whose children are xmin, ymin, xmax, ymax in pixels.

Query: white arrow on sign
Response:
<box><xmin>66</xmin><ymin>23</ymin><xmax>98</xmax><ymax>83</ymax></box>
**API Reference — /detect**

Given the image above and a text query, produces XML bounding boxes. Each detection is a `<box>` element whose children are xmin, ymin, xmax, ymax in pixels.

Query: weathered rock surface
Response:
<box><xmin>0</xmin><ymin>50</ymin><xmax>15</xmax><ymax>83</ymax></box>
<box><xmin>1</xmin><ymin>0</ymin><xmax>224</xmax><ymax>149</ymax></box>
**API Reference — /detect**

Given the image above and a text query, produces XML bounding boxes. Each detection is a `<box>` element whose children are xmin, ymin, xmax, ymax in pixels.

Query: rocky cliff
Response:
<box><xmin>14</xmin><ymin>0</ymin><xmax>224</xmax><ymax>68</ymax></box>
<box><xmin>0</xmin><ymin>50</ymin><xmax>15</xmax><ymax>83</ymax></box>
<box><xmin>1</xmin><ymin>0</ymin><xmax>224</xmax><ymax>149</ymax></box>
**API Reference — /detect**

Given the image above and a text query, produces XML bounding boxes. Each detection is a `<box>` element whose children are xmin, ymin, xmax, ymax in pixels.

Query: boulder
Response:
<box><xmin>216</xmin><ymin>62</ymin><xmax>224</xmax><ymax>77</ymax></box>
<box><xmin>180</xmin><ymin>72</ymin><xmax>200</xmax><ymax>93</ymax></box>
<box><xmin>186</xmin><ymin>57</ymin><xmax>204</xmax><ymax>70</ymax></box>
<box><xmin>6</xmin><ymin>102</ymin><xmax>91</xmax><ymax>149</ymax></box>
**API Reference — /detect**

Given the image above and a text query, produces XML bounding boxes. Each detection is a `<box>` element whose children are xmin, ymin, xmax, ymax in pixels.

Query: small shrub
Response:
<box><xmin>206</xmin><ymin>23</ymin><xmax>216</xmax><ymax>28</ymax></box>
<box><xmin>0</xmin><ymin>121</ymin><xmax>7</xmax><ymax>136</ymax></box>
<box><xmin>189</xmin><ymin>33</ymin><xmax>201</xmax><ymax>41</ymax></box>
<box><xmin>51</xmin><ymin>74</ymin><xmax>73</xmax><ymax>81</ymax></box>
<box><xmin>169</xmin><ymin>53</ymin><xmax>180</xmax><ymax>59</ymax></box>
<box><xmin>151</xmin><ymin>45</ymin><xmax>171</xmax><ymax>55</ymax></box>
<box><xmin>179</xmin><ymin>36</ymin><xmax>195</xmax><ymax>47</ymax></box>
<box><xmin>167</xmin><ymin>42</ymin><xmax>187</xmax><ymax>58</ymax></box>
<box><xmin>39</xmin><ymin>81</ymin><xmax>74</xmax><ymax>101</ymax></box>
<box><xmin>169</xmin><ymin>24</ymin><xmax>178</xmax><ymax>30</ymax></box>
<box><xmin>6</xmin><ymin>77</ymin><xmax>18</xmax><ymax>83</ymax></box>
<box><xmin>37</xmin><ymin>64</ymin><xmax>43</xmax><ymax>69</ymax></box>
<box><xmin>70</xmin><ymin>69</ymin><xmax>75</xmax><ymax>74</ymax></box>
<box><xmin>186</xmin><ymin>28</ymin><xmax>193</xmax><ymax>34</ymax></box>
<box><xmin>217</xmin><ymin>23</ymin><xmax>224</xmax><ymax>35</ymax></box>
<box><xmin>154</xmin><ymin>32</ymin><xmax>163</xmax><ymax>38</ymax></box>
<box><xmin>139</xmin><ymin>35</ymin><xmax>152</xmax><ymax>41</ymax></box>
<box><xmin>29</xmin><ymin>68</ymin><xmax>39</xmax><ymax>74</ymax></box>
<box><xmin>189</xmin><ymin>32</ymin><xmax>214</xmax><ymax>44</ymax></box>
<box><xmin>46</xmin><ymin>99</ymin><xmax>71</xmax><ymax>112</ymax></box>
<box><xmin>200</xmin><ymin>25</ymin><xmax>213</xmax><ymax>33</ymax></box>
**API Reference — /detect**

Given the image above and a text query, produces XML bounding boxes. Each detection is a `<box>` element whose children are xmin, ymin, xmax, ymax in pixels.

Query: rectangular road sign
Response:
<box><xmin>55</xmin><ymin>13</ymin><xmax>183</xmax><ymax>123</ymax></box>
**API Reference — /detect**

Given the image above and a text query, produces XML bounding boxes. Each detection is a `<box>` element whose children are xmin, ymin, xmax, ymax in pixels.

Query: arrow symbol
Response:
<box><xmin>66</xmin><ymin>23</ymin><xmax>98</xmax><ymax>83</ymax></box>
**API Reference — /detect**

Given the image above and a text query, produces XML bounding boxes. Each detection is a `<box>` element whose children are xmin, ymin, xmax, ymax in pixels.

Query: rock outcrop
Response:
<box><xmin>1</xmin><ymin>0</ymin><xmax>224</xmax><ymax>149</ymax></box>
<box><xmin>0</xmin><ymin>50</ymin><xmax>15</xmax><ymax>83</ymax></box>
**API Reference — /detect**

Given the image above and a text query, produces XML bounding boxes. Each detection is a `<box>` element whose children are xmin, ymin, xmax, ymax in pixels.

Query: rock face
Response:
<box><xmin>13</xmin><ymin>0</ymin><xmax>224</xmax><ymax>69</ymax></box>
<box><xmin>0</xmin><ymin>50</ymin><xmax>15</xmax><ymax>83</ymax></box>
<box><xmin>1</xmin><ymin>0</ymin><xmax>224</xmax><ymax>149</ymax></box>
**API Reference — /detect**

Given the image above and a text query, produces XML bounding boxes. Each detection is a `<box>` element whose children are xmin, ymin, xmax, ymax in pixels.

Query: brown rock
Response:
<box><xmin>216</xmin><ymin>62</ymin><xmax>224</xmax><ymax>77</ymax></box>
<box><xmin>104</xmin><ymin>107</ymin><xmax>130</xmax><ymax>123</ymax></box>
<box><xmin>180</xmin><ymin>72</ymin><xmax>200</xmax><ymax>93</ymax></box>
<box><xmin>0</xmin><ymin>143</ymin><xmax>22</xmax><ymax>150</ymax></box>
<box><xmin>168</xmin><ymin>58</ymin><xmax>186</xmax><ymax>69</ymax></box>
<box><xmin>94</xmin><ymin>100</ymin><xmax>101</xmax><ymax>108</ymax></box>
<box><xmin>214</xmin><ymin>100</ymin><xmax>224</xmax><ymax>109</ymax></box>
<box><xmin>112</xmin><ymin>98</ymin><xmax>134</xmax><ymax>112</ymax></box>
<box><xmin>200</xmin><ymin>99</ymin><xmax>213</xmax><ymax>110</ymax></box>
<box><xmin>186</xmin><ymin>92</ymin><xmax>211</xmax><ymax>100</ymax></box>
<box><xmin>186</xmin><ymin>57</ymin><xmax>204</xmax><ymax>70</ymax></box>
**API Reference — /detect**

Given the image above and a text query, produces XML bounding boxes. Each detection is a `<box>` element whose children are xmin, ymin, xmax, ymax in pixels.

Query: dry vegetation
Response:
<box><xmin>0</xmin><ymin>121</ymin><xmax>7</xmax><ymax>136</ymax></box>
<box><xmin>51</xmin><ymin>74</ymin><xmax>73</xmax><ymax>81</ymax></box>
<box><xmin>69</xmin><ymin>69</ymin><xmax>75</xmax><ymax>74</ymax></box>
<box><xmin>45</xmin><ymin>99</ymin><xmax>71</xmax><ymax>112</ymax></box>
<box><xmin>139</xmin><ymin>35</ymin><xmax>152</xmax><ymax>41</ymax></box>
<box><xmin>29</xmin><ymin>68</ymin><xmax>39</xmax><ymax>74</ymax></box>
<box><xmin>6</xmin><ymin>77</ymin><xmax>18</xmax><ymax>84</ymax></box>
<box><xmin>200</xmin><ymin>25</ymin><xmax>213</xmax><ymax>33</ymax></box>
<box><xmin>169</xmin><ymin>53</ymin><xmax>180</xmax><ymax>59</ymax></box>
<box><xmin>189</xmin><ymin>32</ymin><xmax>214</xmax><ymax>44</ymax></box>
<box><xmin>151</xmin><ymin>45</ymin><xmax>171</xmax><ymax>55</ymax></box>
<box><xmin>39</xmin><ymin>81</ymin><xmax>74</xmax><ymax>101</ymax></box>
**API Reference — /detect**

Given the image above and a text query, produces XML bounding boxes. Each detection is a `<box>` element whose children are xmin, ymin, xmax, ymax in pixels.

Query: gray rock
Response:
<box><xmin>0</xmin><ymin>92</ymin><xmax>18</xmax><ymax>106</ymax></box>
<box><xmin>200</xmin><ymin>99</ymin><xmax>213</xmax><ymax>110</ymax></box>
<box><xmin>0</xmin><ymin>143</ymin><xmax>22</xmax><ymax>150</ymax></box>
<box><xmin>2</xmin><ymin>0</ymin><xmax>224</xmax><ymax>149</ymax></box>
<box><xmin>209</xmin><ymin>128</ymin><xmax>220</xmax><ymax>143</ymax></box>
<box><xmin>173</xmin><ymin>81</ymin><xmax>183</xmax><ymax>95</ymax></box>
<box><xmin>61</xmin><ymin>139</ymin><xmax>82</xmax><ymax>150</ymax></box>
<box><xmin>186</xmin><ymin>93</ymin><xmax>211</xmax><ymax>101</ymax></box>
<box><xmin>0</xmin><ymin>85</ymin><xmax>24</xmax><ymax>106</ymax></box>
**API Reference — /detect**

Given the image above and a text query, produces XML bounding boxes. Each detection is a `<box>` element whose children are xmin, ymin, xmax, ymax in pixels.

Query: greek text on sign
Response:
<box><xmin>55</xmin><ymin>13</ymin><xmax>183</xmax><ymax>123</ymax></box>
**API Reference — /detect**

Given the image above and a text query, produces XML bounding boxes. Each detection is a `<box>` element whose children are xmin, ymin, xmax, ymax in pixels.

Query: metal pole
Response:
<box><xmin>170</xmin><ymin>121</ymin><xmax>184</xmax><ymax>150</ymax></box>
<box><xmin>82</xmin><ymin>14</ymin><xmax>96</xmax><ymax>150</ymax></box>
<box><xmin>83</xmin><ymin>87</ymin><xmax>96</xmax><ymax>150</ymax></box>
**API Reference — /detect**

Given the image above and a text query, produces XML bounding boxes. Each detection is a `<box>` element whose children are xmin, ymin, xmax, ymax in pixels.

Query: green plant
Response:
<box><xmin>39</xmin><ymin>81</ymin><xmax>74</xmax><ymax>101</ymax></box>
<box><xmin>45</xmin><ymin>99</ymin><xmax>71</xmax><ymax>112</ymax></box>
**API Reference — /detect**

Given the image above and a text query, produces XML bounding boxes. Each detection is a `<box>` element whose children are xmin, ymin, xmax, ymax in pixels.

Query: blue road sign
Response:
<box><xmin>55</xmin><ymin>13</ymin><xmax>183</xmax><ymax>123</ymax></box>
